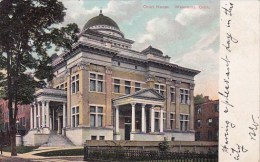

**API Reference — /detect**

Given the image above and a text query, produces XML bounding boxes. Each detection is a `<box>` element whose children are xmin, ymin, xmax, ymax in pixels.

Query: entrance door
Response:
<box><xmin>125</xmin><ymin>124</ymin><xmax>131</xmax><ymax>140</ymax></box>
<box><xmin>125</xmin><ymin>117</ymin><xmax>131</xmax><ymax>140</ymax></box>
<box><xmin>59</xmin><ymin>116</ymin><xmax>63</xmax><ymax>134</ymax></box>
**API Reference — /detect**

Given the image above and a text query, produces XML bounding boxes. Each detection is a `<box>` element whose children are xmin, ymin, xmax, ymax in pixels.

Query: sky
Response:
<box><xmin>60</xmin><ymin>0</ymin><xmax>220</xmax><ymax>99</ymax></box>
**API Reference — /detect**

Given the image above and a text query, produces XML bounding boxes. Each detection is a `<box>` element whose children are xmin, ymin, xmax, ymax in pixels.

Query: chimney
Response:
<box><xmin>204</xmin><ymin>96</ymin><xmax>209</xmax><ymax>102</ymax></box>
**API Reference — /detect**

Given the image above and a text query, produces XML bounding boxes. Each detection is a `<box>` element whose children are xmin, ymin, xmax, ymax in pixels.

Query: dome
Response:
<box><xmin>83</xmin><ymin>10</ymin><xmax>120</xmax><ymax>30</ymax></box>
<box><xmin>141</xmin><ymin>46</ymin><xmax>163</xmax><ymax>56</ymax></box>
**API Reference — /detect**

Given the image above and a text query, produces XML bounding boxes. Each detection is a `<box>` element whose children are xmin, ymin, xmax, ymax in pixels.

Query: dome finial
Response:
<box><xmin>99</xmin><ymin>8</ymin><xmax>103</xmax><ymax>16</ymax></box>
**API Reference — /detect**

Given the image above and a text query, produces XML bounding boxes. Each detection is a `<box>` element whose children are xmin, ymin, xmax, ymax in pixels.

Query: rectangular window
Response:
<box><xmin>71</xmin><ymin>106</ymin><xmax>79</xmax><ymax>127</ymax></box>
<box><xmin>154</xmin><ymin>112</ymin><xmax>160</xmax><ymax>132</ymax></box>
<box><xmin>197</xmin><ymin>119</ymin><xmax>201</xmax><ymax>128</ymax></box>
<box><xmin>91</xmin><ymin>136</ymin><xmax>97</xmax><ymax>140</ymax></box>
<box><xmin>180</xmin><ymin>89</ymin><xmax>189</xmax><ymax>104</ymax></box>
<box><xmin>90</xmin><ymin>106</ymin><xmax>104</xmax><ymax>127</ymax></box>
<box><xmin>113</xmin><ymin>79</ymin><xmax>120</xmax><ymax>93</ymax></box>
<box><xmin>197</xmin><ymin>107</ymin><xmax>202</xmax><ymax>114</ymax></box>
<box><xmin>71</xmin><ymin>74</ymin><xmax>79</xmax><ymax>93</ymax></box>
<box><xmin>214</xmin><ymin>104</ymin><xmax>219</xmax><ymax>112</ymax></box>
<box><xmin>170</xmin><ymin>87</ymin><xmax>176</xmax><ymax>102</ymax></box>
<box><xmin>208</xmin><ymin>118</ymin><xmax>213</xmax><ymax>127</ymax></box>
<box><xmin>208</xmin><ymin>131</ymin><xmax>212</xmax><ymax>140</ymax></box>
<box><xmin>135</xmin><ymin>82</ymin><xmax>141</xmax><ymax>92</ymax></box>
<box><xmin>99</xmin><ymin>136</ymin><xmax>105</xmax><ymax>140</ymax></box>
<box><xmin>170</xmin><ymin>113</ymin><xmax>175</xmax><ymax>129</ymax></box>
<box><xmin>89</xmin><ymin>73</ymin><xmax>104</xmax><ymax>92</ymax></box>
<box><xmin>155</xmin><ymin>84</ymin><xmax>165</xmax><ymax>95</ymax></box>
<box><xmin>163</xmin><ymin>112</ymin><xmax>166</xmax><ymax>129</ymax></box>
<box><xmin>195</xmin><ymin>132</ymin><xmax>201</xmax><ymax>140</ymax></box>
<box><xmin>125</xmin><ymin>81</ymin><xmax>131</xmax><ymax>94</ymax></box>
<box><xmin>180</xmin><ymin>114</ymin><xmax>189</xmax><ymax>131</ymax></box>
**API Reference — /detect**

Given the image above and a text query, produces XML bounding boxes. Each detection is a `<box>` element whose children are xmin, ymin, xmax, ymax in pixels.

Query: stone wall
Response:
<box><xmin>84</xmin><ymin>140</ymin><xmax>218</xmax><ymax>153</ymax></box>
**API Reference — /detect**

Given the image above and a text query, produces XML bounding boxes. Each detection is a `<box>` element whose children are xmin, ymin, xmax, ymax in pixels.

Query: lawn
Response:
<box><xmin>34</xmin><ymin>148</ymin><xmax>84</xmax><ymax>156</ymax></box>
<box><xmin>2</xmin><ymin>146</ymin><xmax>39</xmax><ymax>154</ymax></box>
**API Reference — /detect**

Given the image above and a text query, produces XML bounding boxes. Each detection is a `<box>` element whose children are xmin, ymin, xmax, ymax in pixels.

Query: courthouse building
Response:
<box><xmin>24</xmin><ymin>11</ymin><xmax>200</xmax><ymax>146</ymax></box>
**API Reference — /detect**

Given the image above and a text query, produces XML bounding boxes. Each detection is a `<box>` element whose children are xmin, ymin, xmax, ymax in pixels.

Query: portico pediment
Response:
<box><xmin>113</xmin><ymin>88</ymin><xmax>165</xmax><ymax>107</ymax></box>
<box><xmin>132</xmin><ymin>89</ymin><xmax>164</xmax><ymax>100</ymax></box>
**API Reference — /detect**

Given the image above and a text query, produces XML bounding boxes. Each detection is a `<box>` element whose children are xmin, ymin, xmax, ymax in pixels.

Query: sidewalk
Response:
<box><xmin>0</xmin><ymin>146</ymin><xmax>85</xmax><ymax>162</ymax></box>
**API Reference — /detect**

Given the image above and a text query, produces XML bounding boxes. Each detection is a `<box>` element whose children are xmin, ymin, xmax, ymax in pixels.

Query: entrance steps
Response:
<box><xmin>41</xmin><ymin>134</ymin><xmax>75</xmax><ymax>147</ymax></box>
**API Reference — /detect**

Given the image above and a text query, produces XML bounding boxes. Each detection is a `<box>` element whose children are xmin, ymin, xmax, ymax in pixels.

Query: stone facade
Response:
<box><xmin>26</xmin><ymin>11</ymin><xmax>200</xmax><ymax>146</ymax></box>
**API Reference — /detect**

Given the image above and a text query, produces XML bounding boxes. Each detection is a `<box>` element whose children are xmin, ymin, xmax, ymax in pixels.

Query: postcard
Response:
<box><xmin>0</xmin><ymin>0</ymin><xmax>259</xmax><ymax>161</ymax></box>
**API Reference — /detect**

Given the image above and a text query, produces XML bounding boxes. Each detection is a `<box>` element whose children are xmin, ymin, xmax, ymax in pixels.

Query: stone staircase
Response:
<box><xmin>41</xmin><ymin>134</ymin><xmax>75</xmax><ymax>147</ymax></box>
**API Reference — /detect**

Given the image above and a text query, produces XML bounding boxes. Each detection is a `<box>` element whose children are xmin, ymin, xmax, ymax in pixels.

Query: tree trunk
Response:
<box><xmin>7</xmin><ymin>50</ymin><xmax>17</xmax><ymax>156</ymax></box>
<box><xmin>10</xmin><ymin>124</ymin><xmax>17</xmax><ymax>156</ymax></box>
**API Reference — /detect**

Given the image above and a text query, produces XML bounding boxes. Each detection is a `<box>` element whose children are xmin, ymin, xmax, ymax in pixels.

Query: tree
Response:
<box><xmin>0</xmin><ymin>0</ymin><xmax>79</xmax><ymax>156</ymax></box>
<box><xmin>0</xmin><ymin>106</ymin><xmax>3</xmax><ymax>130</ymax></box>
<box><xmin>194</xmin><ymin>94</ymin><xmax>205</xmax><ymax>104</ymax></box>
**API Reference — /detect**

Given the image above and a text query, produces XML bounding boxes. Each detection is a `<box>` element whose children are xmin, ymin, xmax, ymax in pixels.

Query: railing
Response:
<box><xmin>83</xmin><ymin>147</ymin><xmax>218</xmax><ymax>162</ymax></box>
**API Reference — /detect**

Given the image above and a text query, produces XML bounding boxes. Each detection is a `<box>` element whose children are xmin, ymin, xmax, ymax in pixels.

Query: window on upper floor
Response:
<box><xmin>71</xmin><ymin>74</ymin><xmax>79</xmax><ymax>93</ymax></box>
<box><xmin>180</xmin><ymin>89</ymin><xmax>189</xmax><ymax>104</ymax></box>
<box><xmin>170</xmin><ymin>87</ymin><xmax>176</xmax><ymax>102</ymax></box>
<box><xmin>125</xmin><ymin>81</ymin><xmax>131</xmax><ymax>94</ymax></box>
<box><xmin>197</xmin><ymin>107</ymin><xmax>202</xmax><ymax>114</ymax></box>
<box><xmin>196</xmin><ymin>119</ymin><xmax>201</xmax><ymax>128</ymax></box>
<box><xmin>155</xmin><ymin>84</ymin><xmax>165</xmax><ymax>96</ymax></box>
<box><xmin>135</xmin><ymin>82</ymin><xmax>141</xmax><ymax>92</ymax></box>
<box><xmin>214</xmin><ymin>104</ymin><xmax>219</xmax><ymax>112</ymax></box>
<box><xmin>208</xmin><ymin>118</ymin><xmax>213</xmax><ymax>127</ymax></box>
<box><xmin>90</xmin><ymin>73</ymin><xmax>104</xmax><ymax>92</ymax></box>
<box><xmin>113</xmin><ymin>79</ymin><xmax>120</xmax><ymax>93</ymax></box>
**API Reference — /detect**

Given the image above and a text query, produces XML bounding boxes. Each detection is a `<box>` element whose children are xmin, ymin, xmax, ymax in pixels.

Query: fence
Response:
<box><xmin>83</xmin><ymin>147</ymin><xmax>218</xmax><ymax>162</ymax></box>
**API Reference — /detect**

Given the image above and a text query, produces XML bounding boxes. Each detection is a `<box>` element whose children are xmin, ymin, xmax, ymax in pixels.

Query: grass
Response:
<box><xmin>34</xmin><ymin>148</ymin><xmax>84</xmax><ymax>157</ymax></box>
<box><xmin>2</xmin><ymin>146</ymin><xmax>39</xmax><ymax>154</ymax></box>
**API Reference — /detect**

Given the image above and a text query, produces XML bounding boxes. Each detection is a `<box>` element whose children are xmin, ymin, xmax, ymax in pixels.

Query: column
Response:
<box><xmin>105</xmin><ymin>66</ymin><xmax>113</xmax><ymax>127</ymax></box>
<box><xmin>30</xmin><ymin>105</ymin><xmax>33</xmax><ymax>129</ymax></box>
<box><xmin>131</xmin><ymin>103</ymin><xmax>136</xmax><ymax>132</ymax></box>
<box><xmin>58</xmin><ymin>116</ymin><xmax>60</xmax><ymax>134</ymax></box>
<box><xmin>33</xmin><ymin>103</ymin><xmax>37</xmax><ymax>129</ymax></box>
<box><xmin>150</xmin><ymin>106</ymin><xmax>155</xmax><ymax>133</ymax></box>
<box><xmin>63</xmin><ymin>102</ymin><xmax>66</xmax><ymax>128</ymax></box>
<box><xmin>166</xmin><ymin>79</ymin><xmax>172</xmax><ymax>130</ymax></box>
<box><xmin>141</xmin><ymin>104</ymin><xmax>146</xmax><ymax>133</ymax></box>
<box><xmin>175</xmin><ymin>81</ymin><xmax>181</xmax><ymax>130</ymax></box>
<box><xmin>160</xmin><ymin>108</ymin><xmax>163</xmax><ymax>132</ymax></box>
<box><xmin>52</xmin><ymin>108</ymin><xmax>55</xmax><ymax>130</ymax></box>
<box><xmin>37</xmin><ymin>102</ymin><xmax>41</xmax><ymax>128</ymax></box>
<box><xmin>189</xmin><ymin>84</ymin><xmax>195</xmax><ymax>130</ymax></box>
<box><xmin>41</xmin><ymin>101</ymin><xmax>45</xmax><ymax>127</ymax></box>
<box><xmin>115</xmin><ymin>106</ymin><xmax>119</xmax><ymax>133</ymax></box>
<box><xmin>46</xmin><ymin>101</ymin><xmax>50</xmax><ymax>128</ymax></box>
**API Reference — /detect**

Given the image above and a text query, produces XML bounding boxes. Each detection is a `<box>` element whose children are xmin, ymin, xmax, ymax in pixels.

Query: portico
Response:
<box><xmin>30</xmin><ymin>88</ymin><xmax>67</xmax><ymax>134</ymax></box>
<box><xmin>113</xmin><ymin>88</ymin><xmax>165</xmax><ymax>141</ymax></box>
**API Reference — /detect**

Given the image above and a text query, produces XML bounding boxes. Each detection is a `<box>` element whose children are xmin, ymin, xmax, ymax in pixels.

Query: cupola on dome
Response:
<box><xmin>83</xmin><ymin>10</ymin><xmax>124</xmax><ymax>38</ymax></box>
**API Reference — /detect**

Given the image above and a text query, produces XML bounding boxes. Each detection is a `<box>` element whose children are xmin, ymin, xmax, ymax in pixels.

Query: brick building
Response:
<box><xmin>0</xmin><ymin>99</ymin><xmax>31</xmax><ymax>134</ymax></box>
<box><xmin>194</xmin><ymin>97</ymin><xmax>219</xmax><ymax>141</ymax></box>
